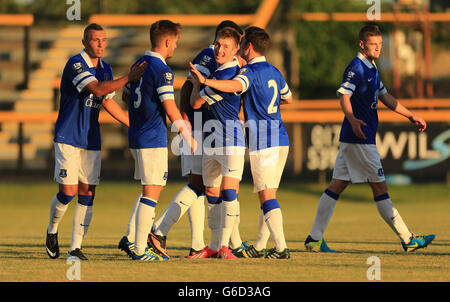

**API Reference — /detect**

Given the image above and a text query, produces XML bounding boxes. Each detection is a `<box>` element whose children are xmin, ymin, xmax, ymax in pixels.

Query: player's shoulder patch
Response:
<box><xmin>200</xmin><ymin>55</ymin><xmax>212</xmax><ymax>66</ymax></box>
<box><xmin>72</xmin><ymin>61</ymin><xmax>84</xmax><ymax>74</ymax></box>
<box><xmin>238</xmin><ymin>67</ymin><xmax>248</xmax><ymax>75</ymax></box>
<box><xmin>347</xmin><ymin>70</ymin><xmax>355</xmax><ymax>79</ymax></box>
<box><xmin>163</xmin><ymin>71</ymin><xmax>173</xmax><ymax>84</ymax></box>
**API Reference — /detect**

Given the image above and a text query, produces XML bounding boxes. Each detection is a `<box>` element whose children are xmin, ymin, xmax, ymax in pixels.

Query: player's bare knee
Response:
<box><xmin>369</xmin><ymin>181</ymin><xmax>388</xmax><ymax>198</ymax></box>
<box><xmin>78</xmin><ymin>183</ymin><xmax>96</xmax><ymax>196</ymax></box>
<box><xmin>327</xmin><ymin>179</ymin><xmax>349</xmax><ymax>195</ymax></box>
<box><xmin>59</xmin><ymin>183</ymin><xmax>78</xmax><ymax>196</ymax></box>
<box><xmin>258</xmin><ymin>188</ymin><xmax>277</xmax><ymax>204</ymax></box>
<box><xmin>205</xmin><ymin>186</ymin><xmax>220</xmax><ymax>197</ymax></box>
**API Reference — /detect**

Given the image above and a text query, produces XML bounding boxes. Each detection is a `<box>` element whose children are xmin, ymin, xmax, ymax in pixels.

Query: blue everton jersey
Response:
<box><xmin>54</xmin><ymin>50</ymin><xmax>115</xmax><ymax>150</ymax></box>
<box><xmin>127</xmin><ymin>51</ymin><xmax>175</xmax><ymax>149</ymax></box>
<box><xmin>337</xmin><ymin>52</ymin><xmax>388</xmax><ymax>145</ymax></box>
<box><xmin>200</xmin><ymin>58</ymin><xmax>245</xmax><ymax>148</ymax></box>
<box><xmin>187</xmin><ymin>45</ymin><xmax>216</xmax><ymax>127</ymax></box>
<box><xmin>234</xmin><ymin>56</ymin><xmax>291</xmax><ymax>151</ymax></box>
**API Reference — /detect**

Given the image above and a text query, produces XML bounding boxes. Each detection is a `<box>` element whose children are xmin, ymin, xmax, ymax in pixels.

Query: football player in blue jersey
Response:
<box><xmin>149</xmin><ymin>21</ymin><xmax>250</xmax><ymax>259</ymax></box>
<box><xmin>45</xmin><ymin>23</ymin><xmax>147</xmax><ymax>260</ymax></box>
<box><xmin>118</xmin><ymin>20</ymin><xmax>197</xmax><ymax>261</ymax></box>
<box><xmin>303</xmin><ymin>24</ymin><xmax>434</xmax><ymax>253</ymax></box>
<box><xmin>189</xmin><ymin>26</ymin><xmax>293</xmax><ymax>259</ymax></box>
<box><xmin>189</xmin><ymin>27</ymin><xmax>245</xmax><ymax>259</ymax></box>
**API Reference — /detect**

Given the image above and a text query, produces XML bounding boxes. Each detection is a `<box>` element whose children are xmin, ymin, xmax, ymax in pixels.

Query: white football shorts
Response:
<box><xmin>181</xmin><ymin>153</ymin><xmax>203</xmax><ymax>176</ymax></box>
<box><xmin>249</xmin><ymin>146</ymin><xmax>289</xmax><ymax>193</ymax></box>
<box><xmin>332</xmin><ymin>142</ymin><xmax>385</xmax><ymax>183</ymax></box>
<box><xmin>54</xmin><ymin>142</ymin><xmax>101</xmax><ymax>185</ymax></box>
<box><xmin>130</xmin><ymin>147</ymin><xmax>168</xmax><ymax>186</ymax></box>
<box><xmin>202</xmin><ymin>146</ymin><xmax>246</xmax><ymax>188</ymax></box>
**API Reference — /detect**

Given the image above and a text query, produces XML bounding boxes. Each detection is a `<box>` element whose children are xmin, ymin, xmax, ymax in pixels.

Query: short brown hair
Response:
<box><xmin>150</xmin><ymin>20</ymin><xmax>182</xmax><ymax>47</ymax></box>
<box><xmin>243</xmin><ymin>26</ymin><xmax>270</xmax><ymax>54</ymax></box>
<box><xmin>83</xmin><ymin>23</ymin><xmax>104</xmax><ymax>41</ymax></box>
<box><xmin>215</xmin><ymin>20</ymin><xmax>243</xmax><ymax>41</ymax></box>
<box><xmin>359</xmin><ymin>24</ymin><xmax>382</xmax><ymax>42</ymax></box>
<box><xmin>215</xmin><ymin>27</ymin><xmax>241</xmax><ymax>47</ymax></box>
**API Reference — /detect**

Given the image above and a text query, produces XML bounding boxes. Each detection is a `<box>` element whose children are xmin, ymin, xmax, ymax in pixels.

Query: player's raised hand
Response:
<box><xmin>409</xmin><ymin>115</ymin><xmax>427</xmax><ymax>132</ymax></box>
<box><xmin>349</xmin><ymin>118</ymin><xmax>367</xmax><ymax>140</ymax></box>
<box><xmin>189</xmin><ymin>62</ymin><xmax>205</xmax><ymax>84</ymax></box>
<box><xmin>128</xmin><ymin>61</ymin><xmax>148</xmax><ymax>82</ymax></box>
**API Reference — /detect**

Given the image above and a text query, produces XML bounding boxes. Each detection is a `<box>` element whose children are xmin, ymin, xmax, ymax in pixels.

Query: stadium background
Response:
<box><xmin>0</xmin><ymin>0</ymin><xmax>448</xmax><ymax>185</ymax></box>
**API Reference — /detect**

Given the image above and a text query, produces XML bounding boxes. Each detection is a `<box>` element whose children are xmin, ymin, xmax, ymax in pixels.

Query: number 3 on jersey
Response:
<box><xmin>267</xmin><ymin>79</ymin><xmax>278</xmax><ymax>114</ymax></box>
<box><xmin>134</xmin><ymin>77</ymin><xmax>143</xmax><ymax>109</ymax></box>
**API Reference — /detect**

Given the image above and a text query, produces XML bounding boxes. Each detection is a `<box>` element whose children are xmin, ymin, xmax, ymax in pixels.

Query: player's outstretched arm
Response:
<box><xmin>379</xmin><ymin>93</ymin><xmax>426</xmax><ymax>131</ymax></box>
<box><xmin>102</xmin><ymin>98</ymin><xmax>129</xmax><ymax>127</ymax></box>
<box><xmin>84</xmin><ymin>61</ymin><xmax>147</xmax><ymax>98</ymax></box>
<box><xmin>163</xmin><ymin>99</ymin><xmax>197</xmax><ymax>154</ymax></box>
<box><xmin>189</xmin><ymin>79</ymin><xmax>205</xmax><ymax>109</ymax></box>
<box><xmin>339</xmin><ymin>93</ymin><xmax>367</xmax><ymax>140</ymax></box>
<box><xmin>189</xmin><ymin>62</ymin><xmax>242</xmax><ymax>93</ymax></box>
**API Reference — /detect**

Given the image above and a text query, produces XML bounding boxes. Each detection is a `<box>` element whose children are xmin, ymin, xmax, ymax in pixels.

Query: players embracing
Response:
<box><xmin>190</xmin><ymin>26</ymin><xmax>293</xmax><ymax>259</ymax></box>
<box><xmin>148</xmin><ymin>21</ymin><xmax>250</xmax><ymax>259</ymax></box>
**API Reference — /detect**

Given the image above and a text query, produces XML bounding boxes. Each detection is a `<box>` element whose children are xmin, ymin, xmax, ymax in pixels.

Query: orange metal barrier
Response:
<box><xmin>296</xmin><ymin>12</ymin><xmax>450</xmax><ymax>22</ymax></box>
<box><xmin>1</xmin><ymin>109</ymin><xmax>449</xmax><ymax>124</ymax></box>
<box><xmin>89</xmin><ymin>14</ymin><xmax>254</xmax><ymax>26</ymax></box>
<box><xmin>89</xmin><ymin>0</ymin><xmax>279</xmax><ymax>28</ymax></box>
<box><xmin>0</xmin><ymin>14</ymin><xmax>34</xmax><ymax>26</ymax></box>
<box><xmin>284</xmin><ymin>99</ymin><xmax>450</xmax><ymax>110</ymax></box>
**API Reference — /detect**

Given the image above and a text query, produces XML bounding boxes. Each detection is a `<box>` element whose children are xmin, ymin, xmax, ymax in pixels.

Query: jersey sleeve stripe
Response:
<box><xmin>76</xmin><ymin>76</ymin><xmax>97</xmax><ymax>93</ymax></box>
<box><xmin>378</xmin><ymin>81</ymin><xmax>387</xmax><ymax>92</ymax></box>
<box><xmin>203</xmin><ymin>86</ymin><xmax>223</xmax><ymax>103</ymax></box>
<box><xmin>194</xmin><ymin>64</ymin><xmax>211</xmax><ymax>78</ymax></box>
<box><xmin>281</xmin><ymin>90</ymin><xmax>292</xmax><ymax>100</ymax></box>
<box><xmin>72</xmin><ymin>71</ymin><xmax>93</xmax><ymax>86</ymax></box>
<box><xmin>159</xmin><ymin>93</ymin><xmax>175</xmax><ymax>102</ymax></box>
<box><xmin>336</xmin><ymin>86</ymin><xmax>354</xmax><ymax>96</ymax></box>
<box><xmin>200</xmin><ymin>90</ymin><xmax>216</xmax><ymax>105</ymax></box>
<box><xmin>280</xmin><ymin>83</ymin><xmax>290</xmax><ymax>95</ymax></box>
<box><xmin>379</xmin><ymin>87</ymin><xmax>388</xmax><ymax>96</ymax></box>
<box><xmin>157</xmin><ymin>85</ymin><xmax>174</xmax><ymax>94</ymax></box>
<box><xmin>233</xmin><ymin>76</ymin><xmax>248</xmax><ymax>95</ymax></box>
<box><xmin>341</xmin><ymin>82</ymin><xmax>356</xmax><ymax>91</ymax></box>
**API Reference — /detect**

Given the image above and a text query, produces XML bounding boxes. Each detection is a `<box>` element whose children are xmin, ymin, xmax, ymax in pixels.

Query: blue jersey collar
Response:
<box><xmin>247</xmin><ymin>56</ymin><xmax>266</xmax><ymax>65</ymax></box>
<box><xmin>145</xmin><ymin>50</ymin><xmax>167</xmax><ymax>65</ymax></box>
<box><xmin>357</xmin><ymin>52</ymin><xmax>377</xmax><ymax>69</ymax></box>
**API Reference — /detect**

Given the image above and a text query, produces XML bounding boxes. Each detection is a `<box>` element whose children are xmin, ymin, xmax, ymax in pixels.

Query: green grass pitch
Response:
<box><xmin>0</xmin><ymin>181</ymin><xmax>449</xmax><ymax>282</ymax></box>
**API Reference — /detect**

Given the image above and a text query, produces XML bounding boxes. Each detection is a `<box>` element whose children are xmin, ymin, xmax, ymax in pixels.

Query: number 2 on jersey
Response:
<box><xmin>134</xmin><ymin>77</ymin><xmax>143</xmax><ymax>109</ymax></box>
<box><xmin>267</xmin><ymin>79</ymin><xmax>278</xmax><ymax>114</ymax></box>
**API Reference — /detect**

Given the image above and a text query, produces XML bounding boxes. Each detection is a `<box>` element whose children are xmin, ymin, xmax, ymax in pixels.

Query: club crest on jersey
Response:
<box><xmin>200</xmin><ymin>55</ymin><xmax>212</xmax><ymax>66</ymax></box>
<box><xmin>164</xmin><ymin>72</ymin><xmax>173</xmax><ymax>84</ymax></box>
<box><xmin>59</xmin><ymin>169</ymin><xmax>67</xmax><ymax>178</ymax></box>
<box><xmin>72</xmin><ymin>62</ymin><xmax>83</xmax><ymax>74</ymax></box>
<box><xmin>238</xmin><ymin>68</ymin><xmax>248</xmax><ymax>75</ymax></box>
